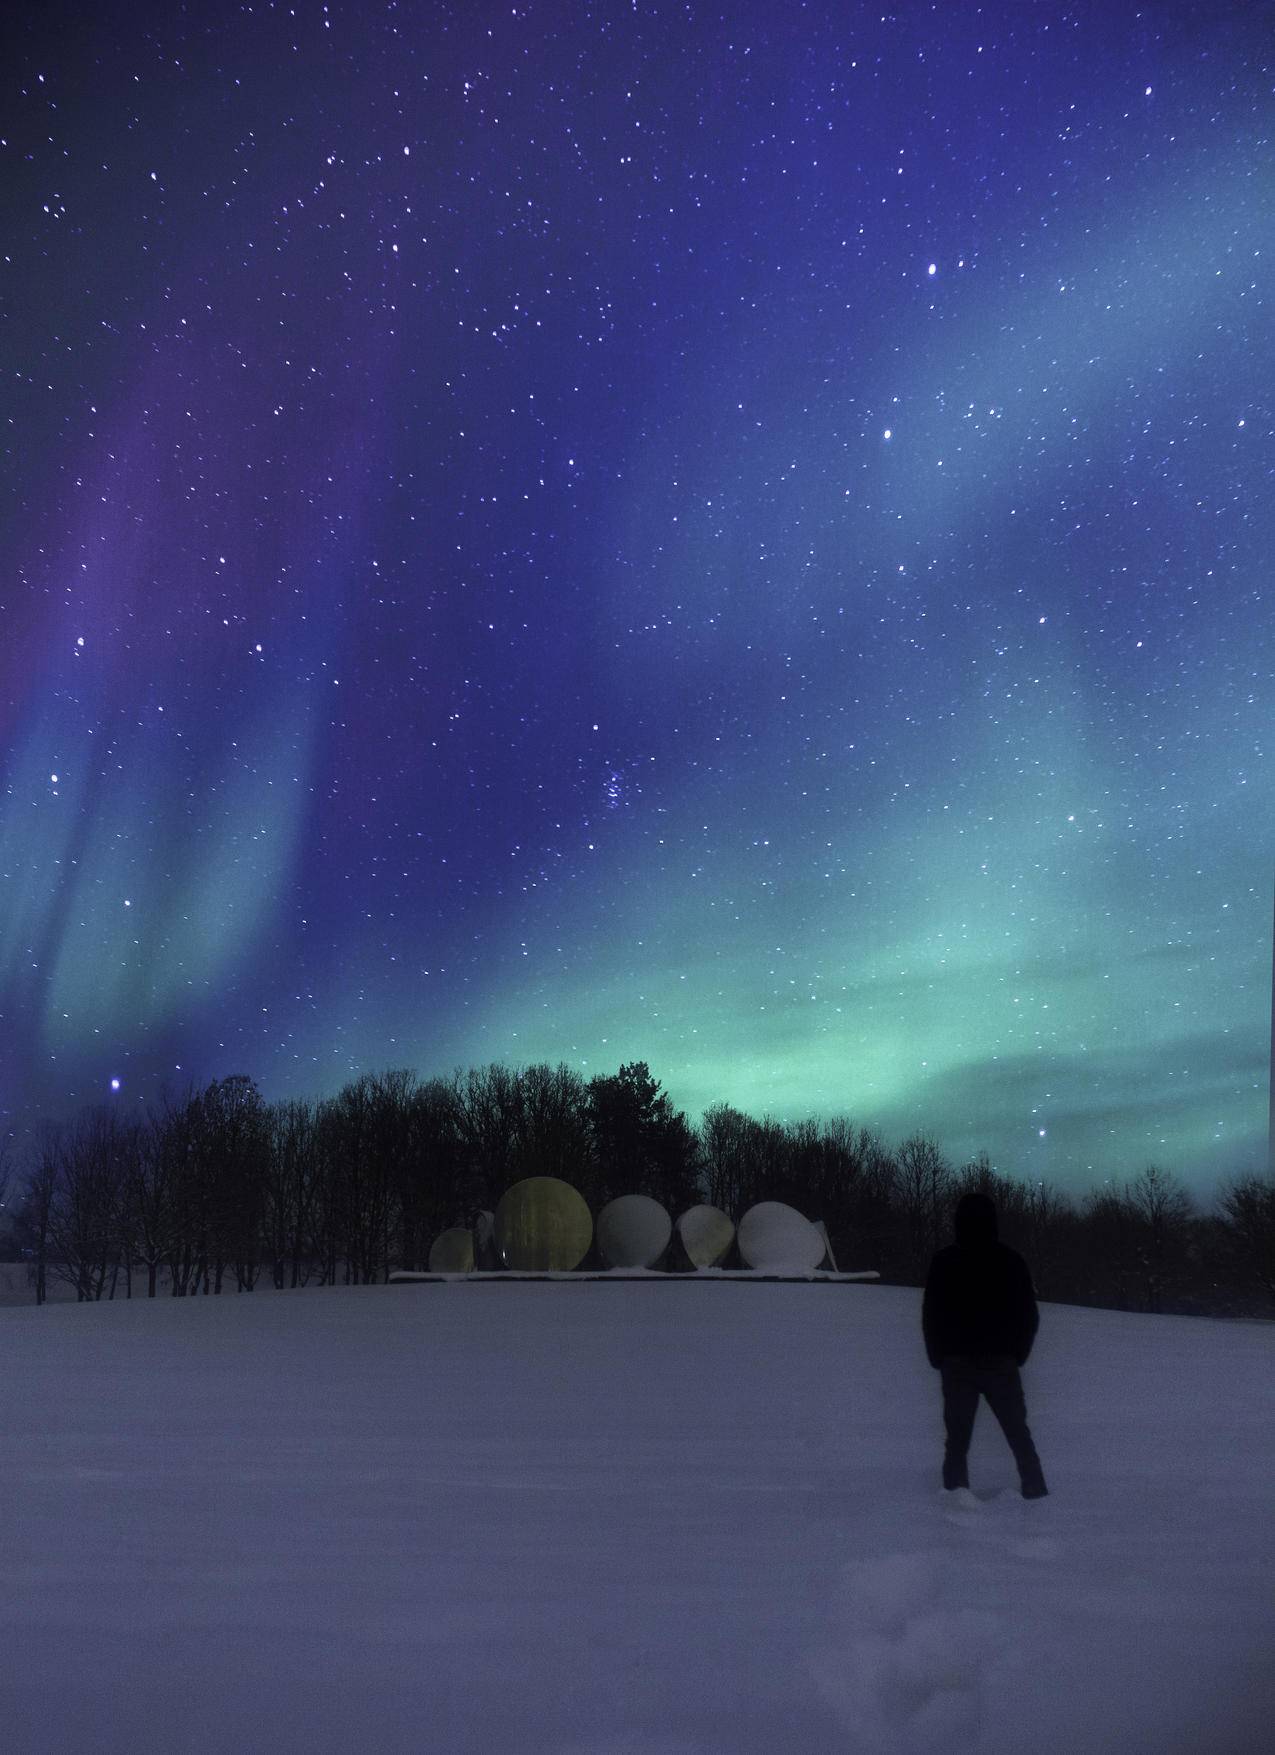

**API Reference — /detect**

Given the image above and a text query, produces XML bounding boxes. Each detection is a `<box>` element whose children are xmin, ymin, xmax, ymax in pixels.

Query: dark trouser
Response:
<box><xmin>940</xmin><ymin>1354</ymin><xmax>1046</xmax><ymax>1495</ymax></box>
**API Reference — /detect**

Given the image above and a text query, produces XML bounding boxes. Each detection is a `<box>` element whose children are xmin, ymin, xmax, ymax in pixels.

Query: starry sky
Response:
<box><xmin>3</xmin><ymin>0</ymin><xmax>1272</xmax><ymax>1199</ymax></box>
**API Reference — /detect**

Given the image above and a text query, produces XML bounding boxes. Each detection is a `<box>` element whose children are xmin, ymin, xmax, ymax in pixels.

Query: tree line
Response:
<box><xmin>2</xmin><ymin>1060</ymin><xmax>1273</xmax><ymax>1317</ymax></box>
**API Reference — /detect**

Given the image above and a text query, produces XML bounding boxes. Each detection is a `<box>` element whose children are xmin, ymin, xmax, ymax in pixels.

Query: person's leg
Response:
<box><xmin>979</xmin><ymin>1358</ymin><xmax>1048</xmax><ymax>1497</ymax></box>
<box><xmin>939</xmin><ymin>1358</ymin><xmax>979</xmax><ymax>1489</ymax></box>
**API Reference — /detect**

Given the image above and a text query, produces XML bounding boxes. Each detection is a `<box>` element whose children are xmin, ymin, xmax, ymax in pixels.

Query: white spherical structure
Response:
<box><xmin>737</xmin><ymin>1201</ymin><xmax>824</xmax><ymax>1272</ymax></box>
<box><xmin>596</xmin><ymin>1194</ymin><xmax>672</xmax><ymax>1269</ymax></box>
<box><xmin>494</xmin><ymin>1176</ymin><xmax>593</xmax><ymax>1271</ymax></box>
<box><xmin>427</xmin><ymin>1227</ymin><xmax>476</xmax><ymax>1273</ymax></box>
<box><xmin>674</xmin><ymin>1203</ymin><xmax>736</xmax><ymax>1269</ymax></box>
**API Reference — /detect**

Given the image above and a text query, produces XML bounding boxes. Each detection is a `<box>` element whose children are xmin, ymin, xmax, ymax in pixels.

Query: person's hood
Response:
<box><xmin>953</xmin><ymin>1191</ymin><xmax>998</xmax><ymax>1247</ymax></box>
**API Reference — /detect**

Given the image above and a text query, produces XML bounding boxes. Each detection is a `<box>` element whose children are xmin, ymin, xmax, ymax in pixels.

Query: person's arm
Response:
<box><xmin>921</xmin><ymin>1255</ymin><xmax>944</xmax><ymax>1368</ymax></box>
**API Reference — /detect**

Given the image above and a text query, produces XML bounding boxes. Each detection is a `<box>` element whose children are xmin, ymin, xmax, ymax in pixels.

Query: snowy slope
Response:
<box><xmin>2</xmin><ymin>1281</ymin><xmax>1272</xmax><ymax>1754</ymax></box>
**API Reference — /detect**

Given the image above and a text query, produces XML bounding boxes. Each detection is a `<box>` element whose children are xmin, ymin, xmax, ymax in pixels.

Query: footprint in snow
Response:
<box><xmin>808</xmin><ymin>1550</ymin><xmax>1003</xmax><ymax>1754</ymax></box>
<box><xmin>943</xmin><ymin>1487</ymin><xmax>1062</xmax><ymax>1560</ymax></box>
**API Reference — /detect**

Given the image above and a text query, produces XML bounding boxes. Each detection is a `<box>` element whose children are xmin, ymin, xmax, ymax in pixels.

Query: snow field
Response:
<box><xmin>2</xmin><ymin>1281</ymin><xmax>1272</xmax><ymax>1753</ymax></box>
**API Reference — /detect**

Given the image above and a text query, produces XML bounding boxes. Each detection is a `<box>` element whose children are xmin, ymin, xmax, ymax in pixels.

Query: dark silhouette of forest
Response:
<box><xmin>2</xmin><ymin>1061</ymin><xmax>1272</xmax><ymax>1317</ymax></box>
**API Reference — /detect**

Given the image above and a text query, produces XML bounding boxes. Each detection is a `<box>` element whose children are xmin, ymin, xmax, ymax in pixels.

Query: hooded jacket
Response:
<box><xmin>921</xmin><ymin>1192</ymin><xmax>1039</xmax><ymax>1368</ymax></box>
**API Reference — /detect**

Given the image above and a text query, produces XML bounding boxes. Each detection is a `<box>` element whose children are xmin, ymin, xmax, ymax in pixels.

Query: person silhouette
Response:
<box><xmin>922</xmin><ymin>1191</ymin><xmax>1049</xmax><ymax>1499</ymax></box>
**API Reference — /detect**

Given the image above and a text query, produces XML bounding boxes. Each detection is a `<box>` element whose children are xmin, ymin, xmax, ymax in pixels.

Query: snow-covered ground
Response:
<box><xmin>3</xmin><ymin>1280</ymin><xmax>1272</xmax><ymax>1754</ymax></box>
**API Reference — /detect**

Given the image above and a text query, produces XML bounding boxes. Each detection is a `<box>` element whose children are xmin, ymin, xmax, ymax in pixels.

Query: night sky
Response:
<box><xmin>3</xmin><ymin>1</ymin><xmax>1272</xmax><ymax>1199</ymax></box>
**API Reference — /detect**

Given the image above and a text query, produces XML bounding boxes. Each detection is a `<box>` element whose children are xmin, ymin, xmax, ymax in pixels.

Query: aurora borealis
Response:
<box><xmin>3</xmin><ymin>1</ymin><xmax>1272</xmax><ymax>1198</ymax></box>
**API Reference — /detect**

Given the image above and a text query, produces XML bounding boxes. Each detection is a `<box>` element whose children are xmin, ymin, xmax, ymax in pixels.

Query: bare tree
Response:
<box><xmin>1081</xmin><ymin>1186</ymin><xmax>1138</xmax><ymax>1311</ymax></box>
<box><xmin>263</xmin><ymin>1098</ymin><xmax>322</xmax><ymax>1289</ymax></box>
<box><xmin>459</xmin><ymin>1064</ymin><xmax>527</xmax><ymax>1199</ymax></box>
<box><xmin>775</xmin><ymin>1117</ymin><xmax>894</xmax><ymax>1270</ymax></box>
<box><xmin>159</xmin><ymin>1093</ymin><xmax>204</xmax><ymax>1296</ymax></box>
<box><xmin>1219</xmin><ymin>1173</ymin><xmax>1275</xmax><ymax>1305</ymax></box>
<box><xmin>204</xmin><ymin>1076</ymin><xmax>270</xmax><ymax>1292</ymax></box>
<box><xmin>894</xmin><ymin>1134</ymin><xmax>955</xmax><ymax>1283</ymax></box>
<box><xmin>394</xmin><ymin>1075</ymin><xmax>475</xmax><ymax>1271</ymax></box>
<box><xmin>25</xmin><ymin>1130</ymin><xmax>60</xmax><ymax>1306</ymax></box>
<box><xmin>125</xmin><ymin>1096</ymin><xmax>193</xmax><ymax>1297</ymax></box>
<box><xmin>519</xmin><ymin>1063</ymin><xmax>595</xmax><ymax>1193</ymax></box>
<box><xmin>1126</xmin><ymin>1164</ymin><xmax>1195</xmax><ymax>1314</ymax></box>
<box><xmin>316</xmin><ymin>1073</ymin><xmax>400</xmax><ymax>1285</ymax></box>
<box><xmin>699</xmin><ymin>1103</ymin><xmax>751</xmax><ymax>1216</ymax></box>
<box><xmin>0</xmin><ymin>1132</ymin><xmax>13</xmax><ymax>1232</ymax></box>
<box><xmin>1018</xmin><ymin>1178</ymin><xmax>1077</xmax><ymax>1301</ymax></box>
<box><xmin>45</xmin><ymin>1109</ymin><xmax>138</xmax><ymax>1301</ymax></box>
<box><xmin>706</xmin><ymin>1107</ymin><xmax>789</xmax><ymax>1220</ymax></box>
